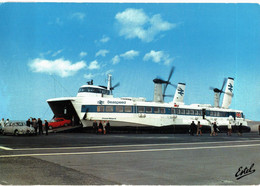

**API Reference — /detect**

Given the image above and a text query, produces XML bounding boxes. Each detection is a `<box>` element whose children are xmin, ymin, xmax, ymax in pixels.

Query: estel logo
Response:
<box><xmin>178</xmin><ymin>88</ymin><xmax>184</xmax><ymax>96</ymax></box>
<box><xmin>228</xmin><ymin>83</ymin><xmax>233</xmax><ymax>92</ymax></box>
<box><xmin>97</xmin><ymin>100</ymin><xmax>104</xmax><ymax>105</ymax></box>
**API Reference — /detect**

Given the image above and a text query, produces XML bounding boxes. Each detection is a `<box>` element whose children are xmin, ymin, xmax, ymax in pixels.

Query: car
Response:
<box><xmin>2</xmin><ymin>122</ymin><xmax>35</xmax><ymax>136</ymax></box>
<box><xmin>48</xmin><ymin>118</ymin><xmax>71</xmax><ymax>130</ymax></box>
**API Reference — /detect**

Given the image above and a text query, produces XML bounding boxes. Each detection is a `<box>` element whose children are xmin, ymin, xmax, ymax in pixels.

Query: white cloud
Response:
<box><xmin>96</xmin><ymin>49</ymin><xmax>109</xmax><ymax>57</ymax></box>
<box><xmin>120</xmin><ymin>50</ymin><xmax>139</xmax><ymax>60</ymax></box>
<box><xmin>112</xmin><ymin>55</ymin><xmax>120</xmax><ymax>65</ymax></box>
<box><xmin>71</xmin><ymin>12</ymin><xmax>85</xmax><ymax>21</ymax></box>
<box><xmin>29</xmin><ymin>58</ymin><xmax>86</xmax><ymax>78</ymax></box>
<box><xmin>88</xmin><ymin>60</ymin><xmax>100</xmax><ymax>70</ymax></box>
<box><xmin>79</xmin><ymin>52</ymin><xmax>87</xmax><ymax>58</ymax></box>
<box><xmin>143</xmin><ymin>50</ymin><xmax>174</xmax><ymax>65</ymax></box>
<box><xmin>115</xmin><ymin>8</ymin><xmax>175</xmax><ymax>42</ymax></box>
<box><xmin>52</xmin><ymin>50</ymin><xmax>63</xmax><ymax>57</ymax></box>
<box><xmin>84</xmin><ymin>73</ymin><xmax>94</xmax><ymax>79</ymax></box>
<box><xmin>100</xmin><ymin>35</ymin><xmax>110</xmax><ymax>43</ymax></box>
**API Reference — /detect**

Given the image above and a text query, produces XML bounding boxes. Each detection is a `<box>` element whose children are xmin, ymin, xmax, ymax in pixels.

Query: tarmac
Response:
<box><xmin>0</xmin><ymin>131</ymin><xmax>259</xmax><ymax>185</ymax></box>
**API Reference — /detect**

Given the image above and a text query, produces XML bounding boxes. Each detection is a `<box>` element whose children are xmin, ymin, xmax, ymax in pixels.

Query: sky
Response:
<box><xmin>0</xmin><ymin>3</ymin><xmax>260</xmax><ymax>121</ymax></box>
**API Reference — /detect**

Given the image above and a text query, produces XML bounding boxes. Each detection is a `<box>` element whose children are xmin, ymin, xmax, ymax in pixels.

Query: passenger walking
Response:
<box><xmin>210</xmin><ymin>122</ymin><xmax>214</xmax><ymax>136</ymax></box>
<box><xmin>44</xmin><ymin>120</ymin><xmax>49</xmax><ymax>135</ymax></box>
<box><xmin>105</xmin><ymin>121</ymin><xmax>111</xmax><ymax>134</ymax></box>
<box><xmin>213</xmin><ymin>122</ymin><xmax>218</xmax><ymax>136</ymax></box>
<box><xmin>238</xmin><ymin>123</ymin><xmax>243</xmax><ymax>136</ymax></box>
<box><xmin>98</xmin><ymin>121</ymin><xmax>103</xmax><ymax>134</ymax></box>
<box><xmin>227</xmin><ymin>121</ymin><xmax>232</xmax><ymax>136</ymax></box>
<box><xmin>93</xmin><ymin>121</ymin><xmax>98</xmax><ymax>134</ymax></box>
<box><xmin>196</xmin><ymin>121</ymin><xmax>202</xmax><ymax>136</ymax></box>
<box><xmin>38</xmin><ymin>118</ymin><xmax>43</xmax><ymax>135</ymax></box>
<box><xmin>189</xmin><ymin>121</ymin><xmax>196</xmax><ymax>136</ymax></box>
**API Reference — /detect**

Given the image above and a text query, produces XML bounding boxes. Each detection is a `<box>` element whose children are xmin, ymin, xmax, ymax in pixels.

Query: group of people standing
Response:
<box><xmin>190</xmin><ymin>120</ymin><xmax>244</xmax><ymax>136</ymax></box>
<box><xmin>93</xmin><ymin>120</ymin><xmax>110</xmax><ymax>134</ymax></box>
<box><xmin>189</xmin><ymin>121</ymin><xmax>204</xmax><ymax>136</ymax></box>
<box><xmin>0</xmin><ymin>118</ymin><xmax>10</xmax><ymax>133</ymax></box>
<box><xmin>26</xmin><ymin>118</ymin><xmax>49</xmax><ymax>135</ymax></box>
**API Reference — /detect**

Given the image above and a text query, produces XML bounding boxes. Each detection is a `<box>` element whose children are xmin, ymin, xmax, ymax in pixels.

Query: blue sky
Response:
<box><xmin>0</xmin><ymin>3</ymin><xmax>259</xmax><ymax>121</ymax></box>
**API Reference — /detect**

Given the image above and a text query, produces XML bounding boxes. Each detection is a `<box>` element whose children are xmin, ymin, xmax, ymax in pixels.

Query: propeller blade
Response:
<box><xmin>167</xmin><ymin>67</ymin><xmax>175</xmax><ymax>83</ymax></box>
<box><xmin>111</xmin><ymin>82</ymin><xmax>120</xmax><ymax>90</ymax></box>
<box><xmin>221</xmin><ymin>78</ymin><xmax>227</xmax><ymax>92</ymax></box>
<box><xmin>163</xmin><ymin>95</ymin><xmax>174</xmax><ymax>98</ymax></box>
<box><xmin>169</xmin><ymin>83</ymin><xmax>177</xmax><ymax>88</ymax></box>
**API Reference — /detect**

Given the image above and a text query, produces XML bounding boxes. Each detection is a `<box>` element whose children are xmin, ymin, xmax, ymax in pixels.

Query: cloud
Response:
<box><xmin>84</xmin><ymin>73</ymin><xmax>94</xmax><ymax>79</ymax></box>
<box><xmin>52</xmin><ymin>50</ymin><xmax>63</xmax><ymax>57</ymax></box>
<box><xmin>96</xmin><ymin>49</ymin><xmax>109</xmax><ymax>57</ymax></box>
<box><xmin>115</xmin><ymin>8</ymin><xmax>175</xmax><ymax>42</ymax></box>
<box><xmin>112</xmin><ymin>50</ymin><xmax>139</xmax><ymax>65</ymax></box>
<box><xmin>112</xmin><ymin>55</ymin><xmax>120</xmax><ymax>65</ymax></box>
<box><xmin>120</xmin><ymin>50</ymin><xmax>139</xmax><ymax>60</ymax></box>
<box><xmin>88</xmin><ymin>60</ymin><xmax>100</xmax><ymax>70</ymax></box>
<box><xmin>143</xmin><ymin>50</ymin><xmax>174</xmax><ymax>65</ymax></box>
<box><xmin>29</xmin><ymin>58</ymin><xmax>86</xmax><ymax>78</ymax></box>
<box><xmin>55</xmin><ymin>18</ymin><xmax>63</xmax><ymax>26</ymax></box>
<box><xmin>100</xmin><ymin>35</ymin><xmax>110</xmax><ymax>43</ymax></box>
<box><xmin>79</xmin><ymin>52</ymin><xmax>87</xmax><ymax>58</ymax></box>
<box><xmin>71</xmin><ymin>12</ymin><xmax>86</xmax><ymax>21</ymax></box>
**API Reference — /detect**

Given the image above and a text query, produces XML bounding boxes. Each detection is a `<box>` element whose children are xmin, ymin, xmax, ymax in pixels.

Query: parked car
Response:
<box><xmin>2</xmin><ymin>122</ymin><xmax>35</xmax><ymax>136</ymax></box>
<box><xmin>48</xmin><ymin>118</ymin><xmax>71</xmax><ymax>130</ymax></box>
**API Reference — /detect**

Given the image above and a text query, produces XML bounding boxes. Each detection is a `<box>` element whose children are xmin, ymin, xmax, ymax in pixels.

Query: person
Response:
<box><xmin>105</xmin><ymin>121</ymin><xmax>110</xmax><ymax>134</ymax></box>
<box><xmin>259</xmin><ymin>125</ymin><xmax>260</xmax><ymax>135</ymax></box>
<box><xmin>98</xmin><ymin>121</ymin><xmax>103</xmax><ymax>134</ymax></box>
<box><xmin>38</xmin><ymin>118</ymin><xmax>43</xmax><ymax>135</ymax></box>
<box><xmin>26</xmin><ymin>118</ymin><xmax>31</xmax><ymax>127</ymax></box>
<box><xmin>227</xmin><ymin>121</ymin><xmax>232</xmax><ymax>136</ymax></box>
<box><xmin>5</xmin><ymin>119</ymin><xmax>10</xmax><ymax>126</ymax></box>
<box><xmin>189</xmin><ymin>121</ymin><xmax>196</xmax><ymax>136</ymax></box>
<box><xmin>210</xmin><ymin>122</ymin><xmax>214</xmax><ymax>136</ymax></box>
<box><xmin>44</xmin><ymin>119</ymin><xmax>49</xmax><ymax>135</ymax></box>
<box><xmin>238</xmin><ymin>123</ymin><xmax>243</xmax><ymax>136</ymax></box>
<box><xmin>32</xmin><ymin>118</ymin><xmax>37</xmax><ymax>135</ymax></box>
<box><xmin>196</xmin><ymin>121</ymin><xmax>202</xmax><ymax>136</ymax></box>
<box><xmin>93</xmin><ymin>121</ymin><xmax>98</xmax><ymax>134</ymax></box>
<box><xmin>213</xmin><ymin>122</ymin><xmax>218</xmax><ymax>136</ymax></box>
<box><xmin>0</xmin><ymin>118</ymin><xmax>4</xmax><ymax>133</ymax></box>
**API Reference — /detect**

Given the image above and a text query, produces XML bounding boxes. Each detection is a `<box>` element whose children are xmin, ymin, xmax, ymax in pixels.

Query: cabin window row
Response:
<box><xmin>95</xmin><ymin>105</ymin><xmax>240</xmax><ymax>118</ymax></box>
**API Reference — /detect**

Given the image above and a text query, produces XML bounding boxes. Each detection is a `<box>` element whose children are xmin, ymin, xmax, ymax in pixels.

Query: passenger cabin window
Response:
<box><xmin>105</xmin><ymin>106</ymin><xmax>114</xmax><ymax>112</ymax></box>
<box><xmin>116</xmin><ymin>106</ymin><xmax>124</xmax><ymax>112</ymax></box>
<box><xmin>138</xmin><ymin>107</ymin><xmax>145</xmax><ymax>113</ymax></box>
<box><xmin>160</xmin><ymin>108</ymin><xmax>165</xmax><ymax>114</ymax></box>
<box><xmin>125</xmin><ymin>106</ymin><xmax>132</xmax><ymax>113</ymax></box>
<box><xmin>97</xmin><ymin>106</ymin><xmax>104</xmax><ymax>112</ymax></box>
<box><xmin>78</xmin><ymin>87</ymin><xmax>109</xmax><ymax>95</ymax></box>
<box><xmin>180</xmin><ymin>109</ymin><xmax>185</xmax><ymax>115</ymax></box>
<box><xmin>154</xmin><ymin>107</ymin><xmax>159</xmax><ymax>114</ymax></box>
<box><xmin>146</xmin><ymin>107</ymin><xmax>152</xmax><ymax>113</ymax></box>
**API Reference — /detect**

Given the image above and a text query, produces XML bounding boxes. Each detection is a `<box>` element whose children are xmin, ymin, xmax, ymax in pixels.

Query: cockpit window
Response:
<box><xmin>78</xmin><ymin>87</ymin><xmax>109</xmax><ymax>95</ymax></box>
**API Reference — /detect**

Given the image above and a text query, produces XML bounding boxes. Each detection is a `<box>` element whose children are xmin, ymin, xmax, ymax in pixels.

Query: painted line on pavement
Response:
<box><xmin>8</xmin><ymin>139</ymin><xmax>260</xmax><ymax>151</ymax></box>
<box><xmin>0</xmin><ymin>143</ymin><xmax>259</xmax><ymax>158</ymax></box>
<box><xmin>0</xmin><ymin>146</ymin><xmax>13</xmax><ymax>150</ymax></box>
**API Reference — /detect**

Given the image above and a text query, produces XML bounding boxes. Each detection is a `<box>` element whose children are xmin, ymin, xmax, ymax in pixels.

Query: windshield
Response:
<box><xmin>78</xmin><ymin>87</ymin><xmax>109</xmax><ymax>95</ymax></box>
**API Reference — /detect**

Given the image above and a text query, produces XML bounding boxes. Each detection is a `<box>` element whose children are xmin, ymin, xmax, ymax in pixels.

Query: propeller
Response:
<box><xmin>209</xmin><ymin>78</ymin><xmax>233</xmax><ymax>97</ymax></box>
<box><xmin>163</xmin><ymin>67</ymin><xmax>175</xmax><ymax>99</ymax></box>
<box><xmin>99</xmin><ymin>82</ymin><xmax>120</xmax><ymax>91</ymax></box>
<box><xmin>153</xmin><ymin>67</ymin><xmax>177</xmax><ymax>100</ymax></box>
